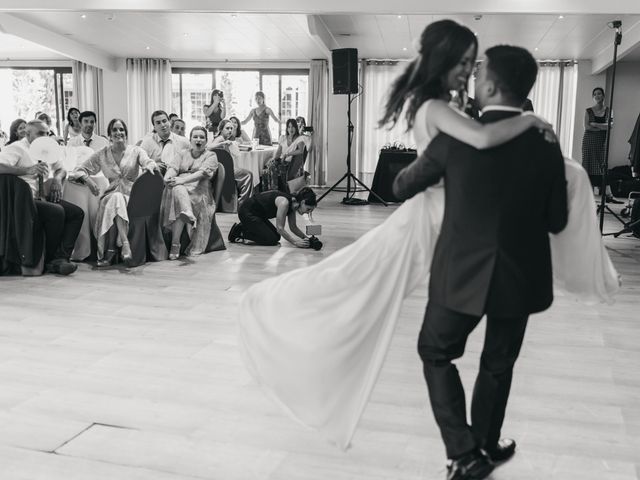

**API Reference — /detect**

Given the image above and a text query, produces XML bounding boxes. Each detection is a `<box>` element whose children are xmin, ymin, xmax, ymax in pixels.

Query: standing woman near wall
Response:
<box><xmin>581</xmin><ymin>87</ymin><xmax>622</xmax><ymax>203</ymax></box>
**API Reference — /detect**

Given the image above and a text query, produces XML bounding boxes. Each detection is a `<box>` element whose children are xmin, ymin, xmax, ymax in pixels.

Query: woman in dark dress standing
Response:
<box><xmin>228</xmin><ymin>187</ymin><xmax>316</xmax><ymax>247</ymax></box>
<box><xmin>581</xmin><ymin>87</ymin><xmax>622</xmax><ymax>203</ymax></box>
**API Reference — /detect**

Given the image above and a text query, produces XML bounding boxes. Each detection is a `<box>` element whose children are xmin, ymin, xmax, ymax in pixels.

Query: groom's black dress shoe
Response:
<box><xmin>484</xmin><ymin>438</ymin><xmax>516</xmax><ymax>463</ymax></box>
<box><xmin>446</xmin><ymin>450</ymin><xmax>494</xmax><ymax>480</ymax></box>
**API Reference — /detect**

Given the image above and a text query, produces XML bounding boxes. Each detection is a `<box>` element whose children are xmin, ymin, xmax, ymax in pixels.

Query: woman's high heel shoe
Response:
<box><xmin>169</xmin><ymin>243</ymin><xmax>181</xmax><ymax>260</ymax></box>
<box><xmin>121</xmin><ymin>241</ymin><xmax>133</xmax><ymax>266</ymax></box>
<box><xmin>96</xmin><ymin>249</ymin><xmax>116</xmax><ymax>268</ymax></box>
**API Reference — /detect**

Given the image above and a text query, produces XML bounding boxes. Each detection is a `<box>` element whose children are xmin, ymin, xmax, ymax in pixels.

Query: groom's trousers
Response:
<box><xmin>418</xmin><ymin>301</ymin><xmax>529</xmax><ymax>459</ymax></box>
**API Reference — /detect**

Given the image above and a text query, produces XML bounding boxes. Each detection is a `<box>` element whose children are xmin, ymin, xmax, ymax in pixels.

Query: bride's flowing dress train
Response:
<box><xmin>238</xmin><ymin>102</ymin><xmax>619</xmax><ymax>449</ymax></box>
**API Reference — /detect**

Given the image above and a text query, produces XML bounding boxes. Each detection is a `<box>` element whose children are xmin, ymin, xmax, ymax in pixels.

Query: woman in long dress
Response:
<box><xmin>71</xmin><ymin>118</ymin><xmax>157</xmax><ymax>266</ymax></box>
<box><xmin>238</xmin><ymin>20</ymin><xmax>620</xmax><ymax>450</ymax></box>
<box><xmin>261</xmin><ymin>118</ymin><xmax>306</xmax><ymax>191</ymax></box>
<box><xmin>161</xmin><ymin>125</ymin><xmax>221</xmax><ymax>259</ymax></box>
<box><xmin>241</xmin><ymin>91</ymin><xmax>279</xmax><ymax>145</ymax></box>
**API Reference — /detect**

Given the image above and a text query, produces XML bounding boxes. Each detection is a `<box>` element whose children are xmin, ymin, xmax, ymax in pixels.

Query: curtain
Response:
<box><xmin>529</xmin><ymin>62</ymin><xmax>577</xmax><ymax>155</ymax></box>
<box><xmin>126</xmin><ymin>58</ymin><xmax>172</xmax><ymax>144</ymax></box>
<box><xmin>72</xmin><ymin>61</ymin><xmax>104</xmax><ymax>134</ymax></box>
<box><xmin>307</xmin><ymin>59</ymin><xmax>329</xmax><ymax>186</ymax></box>
<box><xmin>356</xmin><ymin>61</ymin><xmax>412</xmax><ymax>175</ymax></box>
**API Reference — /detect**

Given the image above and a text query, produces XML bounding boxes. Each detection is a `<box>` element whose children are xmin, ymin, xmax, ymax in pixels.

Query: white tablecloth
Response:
<box><xmin>236</xmin><ymin>147</ymin><xmax>276</xmax><ymax>185</ymax></box>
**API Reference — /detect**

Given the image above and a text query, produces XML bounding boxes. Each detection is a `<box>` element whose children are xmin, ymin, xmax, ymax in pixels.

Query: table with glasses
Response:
<box><xmin>236</xmin><ymin>146</ymin><xmax>277</xmax><ymax>185</ymax></box>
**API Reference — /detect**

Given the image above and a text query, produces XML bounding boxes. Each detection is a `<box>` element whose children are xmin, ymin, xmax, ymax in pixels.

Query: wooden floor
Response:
<box><xmin>1</xmin><ymin>190</ymin><xmax>639</xmax><ymax>480</ymax></box>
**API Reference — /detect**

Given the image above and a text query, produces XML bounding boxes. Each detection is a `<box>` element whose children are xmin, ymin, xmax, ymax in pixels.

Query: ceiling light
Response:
<box><xmin>145</xmin><ymin>46</ymin><xmax>151</xmax><ymax>50</ymax></box>
<box><xmin>534</xmin><ymin>47</ymin><xmax>539</xmax><ymax>51</ymax></box>
<box><xmin>558</xmin><ymin>15</ymin><xmax>564</xmax><ymax>19</ymax></box>
<box><xmin>183</xmin><ymin>33</ymin><xmax>189</xmax><ymax>37</ymax></box>
<box><xmin>231</xmin><ymin>14</ymin><xmax>237</xmax><ymax>18</ymax></box>
<box><xmin>397</xmin><ymin>15</ymin><xmax>402</xmax><ymax>19</ymax></box>
<box><xmin>402</xmin><ymin>47</ymin><xmax>407</xmax><ymax>51</ymax></box>
<box><xmin>80</xmin><ymin>14</ymin><xmax>87</xmax><ymax>19</ymax></box>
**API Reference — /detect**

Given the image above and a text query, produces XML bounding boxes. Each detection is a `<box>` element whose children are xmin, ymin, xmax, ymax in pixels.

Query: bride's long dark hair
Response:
<box><xmin>379</xmin><ymin>19</ymin><xmax>477</xmax><ymax>130</ymax></box>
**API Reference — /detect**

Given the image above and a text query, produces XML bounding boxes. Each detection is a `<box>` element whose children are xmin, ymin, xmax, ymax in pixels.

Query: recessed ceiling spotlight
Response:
<box><xmin>534</xmin><ymin>47</ymin><xmax>539</xmax><ymax>51</ymax></box>
<box><xmin>397</xmin><ymin>15</ymin><xmax>402</xmax><ymax>19</ymax></box>
<box><xmin>80</xmin><ymin>14</ymin><xmax>87</xmax><ymax>19</ymax></box>
<box><xmin>474</xmin><ymin>31</ymin><xmax>478</xmax><ymax>36</ymax></box>
<box><xmin>558</xmin><ymin>15</ymin><xmax>564</xmax><ymax>19</ymax></box>
<box><xmin>231</xmin><ymin>13</ymin><xmax>237</xmax><ymax>18</ymax></box>
<box><xmin>145</xmin><ymin>46</ymin><xmax>151</xmax><ymax>50</ymax></box>
<box><xmin>402</xmin><ymin>47</ymin><xmax>407</xmax><ymax>51</ymax></box>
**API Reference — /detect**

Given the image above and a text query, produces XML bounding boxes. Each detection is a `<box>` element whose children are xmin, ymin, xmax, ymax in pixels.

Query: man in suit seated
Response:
<box><xmin>0</xmin><ymin>120</ymin><xmax>84</xmax><ymax>275</ymax></box>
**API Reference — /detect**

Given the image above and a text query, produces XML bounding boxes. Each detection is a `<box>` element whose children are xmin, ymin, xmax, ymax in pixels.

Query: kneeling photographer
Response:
<box><xmin>229</xmin><ymin>187</ymin><xmax>321</xmax><ymax>249</ymax></box>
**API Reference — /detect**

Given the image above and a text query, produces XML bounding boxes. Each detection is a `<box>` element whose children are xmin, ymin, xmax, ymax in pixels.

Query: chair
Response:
<box><xmin>0</xmin><ymin>174</ymin><xmax>45</xmax><ymax>276</ymax></box>
<box><xmin>212</xmin><ymin>148</ymin><xmax>238</xmax><ymax>213</ymax></box>
<box><xmin>286</xmin><ymin>147</ymin><xmax>308</xmax><ymax>181</ymax></box>
<box><xmin>127</xmin><ymin>171</ymin><xmax>168</xmax><ymax>267</ymax></box>
<box><xmin>206</xmin><ymin>163</ymin><xmax>226</xmax><ymax>252</ymax></box>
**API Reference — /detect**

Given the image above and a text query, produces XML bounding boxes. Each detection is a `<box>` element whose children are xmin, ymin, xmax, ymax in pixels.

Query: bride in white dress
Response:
<box><xmin>238</xmin><ymin>20</ymin><xmax>620</xmax><ymax>450</ymax></box>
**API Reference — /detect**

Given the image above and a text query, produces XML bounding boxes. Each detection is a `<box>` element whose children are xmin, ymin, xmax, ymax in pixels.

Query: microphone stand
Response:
<box><xmin>598</xmin><ymin>20</ymin><xmax>627</xmax><ymax>234</ymax></box>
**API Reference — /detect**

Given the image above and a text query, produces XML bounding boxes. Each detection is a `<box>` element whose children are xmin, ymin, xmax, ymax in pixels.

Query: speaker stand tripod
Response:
<box><xmin>317</xmin><ymin>93</ymin><xmax>387</xmax><ymax>206</ymax></box>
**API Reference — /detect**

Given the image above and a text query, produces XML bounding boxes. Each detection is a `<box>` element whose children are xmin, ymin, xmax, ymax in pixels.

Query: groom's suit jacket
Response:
<box><xmin>393</xmin><ymin>108</ymin><xmax>568</xmax><ymax>317</ymax></box>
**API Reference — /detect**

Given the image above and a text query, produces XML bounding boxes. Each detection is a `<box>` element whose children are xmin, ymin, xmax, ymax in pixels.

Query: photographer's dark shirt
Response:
<box><xmin>249</xmin><ymin>190</ymin><xmax>293</xmax><ymax>219</ymax></box>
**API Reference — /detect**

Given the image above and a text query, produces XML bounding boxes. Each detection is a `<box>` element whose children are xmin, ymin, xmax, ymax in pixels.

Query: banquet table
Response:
<box><xmin>236</xmin><ymin>146</ymin><xmax>276</xmax><ymax>185</ymax></box>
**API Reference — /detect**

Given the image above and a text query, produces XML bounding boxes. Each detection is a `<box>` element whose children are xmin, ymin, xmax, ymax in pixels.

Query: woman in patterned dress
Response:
<box><xmin>241</xmin><ymin>91</ymin><xmax>279</xmax><ymax>145</ymax></box>
<box><xmin>71</xmin><ymin>118</ymin><xmax>158</xmax><ymax>266</ymax></box>
<box><xmin>161</xmin><ymin>126</ymin><xmax>220</xmax><ymax>259</ymax></box>
<box><xmin>581</xmin><ymin>87</ymin><xmax>621</xmax><ymax>202</ymax></box>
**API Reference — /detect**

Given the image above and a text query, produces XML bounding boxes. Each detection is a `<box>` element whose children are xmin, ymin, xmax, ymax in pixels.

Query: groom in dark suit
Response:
<box><xmin>393</xmin><ymin>45</ymin><xmax>568</xmax><ymax>480</ymax></box>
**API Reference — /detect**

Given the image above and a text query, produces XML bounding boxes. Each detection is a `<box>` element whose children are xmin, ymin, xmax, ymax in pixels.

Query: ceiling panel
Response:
<box><xmin>0</xmin><ymin>11</ymin><xmax>639</xmax><ymax>63</ymax></box>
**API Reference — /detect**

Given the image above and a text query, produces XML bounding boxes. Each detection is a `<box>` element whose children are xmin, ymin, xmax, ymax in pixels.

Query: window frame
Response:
<box><xmin>1</xmin><ymin>66</ymin><xmax>72</xmax><ymax>137</ymax></box>
<box><xmin>171</xmin><ymin>67</ymin><xmax>309</xmax><ymax>139</ymax></box>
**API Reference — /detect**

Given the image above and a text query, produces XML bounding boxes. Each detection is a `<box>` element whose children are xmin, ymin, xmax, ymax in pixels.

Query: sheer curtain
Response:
<box><xmin>307</xmin><ymin>59</ymin><xmax>329</xmax><ymax>186</ymax></box>
<box><xmin>126</xmin><ymin>58</ymin><xmax>172</xmax><ymax>143</ymax></box>
<box><xmin>356</xmin><ymin>60</ymin><xmax>412</xmax><ymax>176</ymax></box>
<box><xmin>529</xmin><ymin>61</ymin><xmax>577</xmax><ymax>154</ymax></box>
<box><xmin>72</xmin><ymin>61</ymin><xmax>104</xmax><ymax>134</ymax></box>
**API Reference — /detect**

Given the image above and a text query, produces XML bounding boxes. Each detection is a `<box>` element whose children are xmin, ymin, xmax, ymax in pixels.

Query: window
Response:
<box><xmin>0</xmin><ymin>67</ymin><xmax>73</xmax><ymax>139</ymax></box>
<box><xmin>172</xmin><ymin>68</ymin><xmax>308</xmax><ymax>141</ymax></box>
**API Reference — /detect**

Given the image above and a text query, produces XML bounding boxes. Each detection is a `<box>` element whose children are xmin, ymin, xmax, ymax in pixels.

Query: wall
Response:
<box><xmin>101</xmin><ymin>58</ymin><xmax>129</xmax><ymax>135</ymax></box>
<box><xmin>607</xmin><ymin>61</ymin><xmax>640</xmax><ymax>168</ymax></box>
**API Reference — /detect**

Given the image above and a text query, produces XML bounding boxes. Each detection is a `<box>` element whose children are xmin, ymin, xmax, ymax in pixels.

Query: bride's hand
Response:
<box><xmin>523</xmin><ymin>112</ymin><xmax>558</xmax><ymax>144</ymax></box>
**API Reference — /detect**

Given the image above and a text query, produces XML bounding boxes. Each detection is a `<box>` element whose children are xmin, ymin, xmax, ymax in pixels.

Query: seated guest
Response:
<box><xmin>70</xmin><ymin>118</ymin><xmax>157</xmax><ymax>267</ymax></box>
<box><xmin>6</xmin><ymin>118</ymin><xmax>27</xmax><ymax>146</ymax></box>
<box><xmin>229</xmin><ymin>116</ymin><xmax>251</xmax><ymax>143</ymax></box>
<box><xmin>171</xmin><ymin>118</ymin><xmax>186</xmax><ymax>137</ymax></box>
<box><xmin>262</xmin><ymin>118</ymin><xmax>306</xmax><ymax>191</ymax></box>
<box><xmin>295</xmin><ymin>116</ymin><xmax>312</xmax><ymax>150</ymax></box>
<box><xmin>228</xmin><ymin>187</ymin><xmax>316</xmax><ymax>247</ymax></box>
<box><xmin>0</xmin><ymin>120</ymin><xmax>83</xmax><ymax>275</ymax></box>
<box><xmin>138</xmin><ymin>110</ymin><xmax>190</xmax><ymax>174</ymax></box>
<box><xmin>67</xmin><ymin>111</ymin><xmax>110</xmax><ymax>151</ymax></box>
<box><xmin>207</xmin><ymin>119</ymin><xmax>254</xmax><ymax>205</ymax></box>
<box><xmin>64</xmin><ymin>107</ymin><xmax>82</xmax><ymax>143</ymax></box>
<box><xmin>161</xmin><ymin>126</ymin><xmax>220</xmax><ymax>260</ymax></box>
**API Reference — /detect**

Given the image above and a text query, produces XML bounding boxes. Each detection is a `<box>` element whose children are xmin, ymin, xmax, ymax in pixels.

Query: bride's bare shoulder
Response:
<box><xmin>416</xmin><ymin>99</ymin><xmax>449</xmax><ymax>138</ymax></box>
